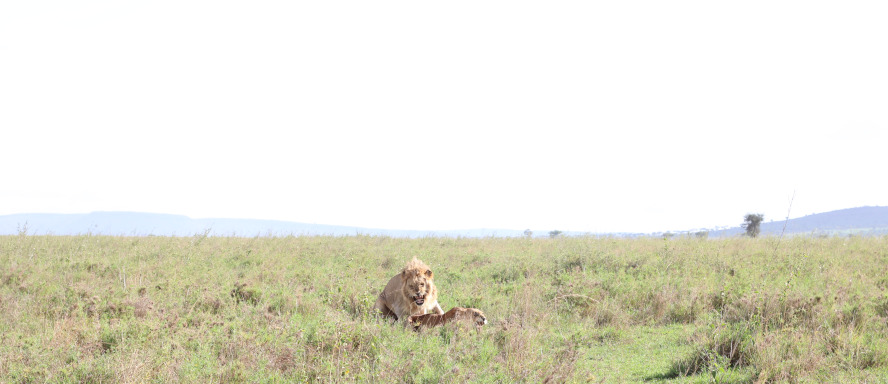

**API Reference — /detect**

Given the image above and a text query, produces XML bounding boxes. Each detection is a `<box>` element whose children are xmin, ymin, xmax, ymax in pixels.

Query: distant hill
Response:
<box><xmin>707</xmin><ymin>206</ymin><xmax>888</xmax><ymax>237</ymax></box>
<box><xmin>0</xmin><ymin>212</ymin><xmax>537</xmax><ymax>238</ymax></box>
<box><xmin>2</xmin><ymin>207</ymin><xmax>885</xmax><ymax>238</ymax></box>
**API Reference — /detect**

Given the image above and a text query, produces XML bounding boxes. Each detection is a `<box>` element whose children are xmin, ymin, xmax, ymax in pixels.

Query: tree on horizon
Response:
<box><xmin>742</xmin><ymin>213</ymin><xmax>764</xmax><ymax>237</ymax></box>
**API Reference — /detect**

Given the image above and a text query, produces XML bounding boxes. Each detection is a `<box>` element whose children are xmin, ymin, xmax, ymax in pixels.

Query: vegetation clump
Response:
<box><xmin>230</xmin><ymin>282</ymin><xmax>261</xmax><ymax>305</ymax></box>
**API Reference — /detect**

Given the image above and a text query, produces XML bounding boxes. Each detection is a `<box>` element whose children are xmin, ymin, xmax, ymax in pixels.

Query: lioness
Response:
<box><xmin>408</xmin><ymin>307</ymin><xmax>487</xmax><ymax>330</ymax></box>
<box><xmin>373</xmin><ymin>257</ymin><xmax>443</xmax><ymax>322</ymax></box>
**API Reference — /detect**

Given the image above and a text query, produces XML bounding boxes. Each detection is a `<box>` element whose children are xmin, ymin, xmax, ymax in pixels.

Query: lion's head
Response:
<box><xmin>400</xmin><ymin>257</ymin><xmax>434</xmax><ymax>307</ymax></box>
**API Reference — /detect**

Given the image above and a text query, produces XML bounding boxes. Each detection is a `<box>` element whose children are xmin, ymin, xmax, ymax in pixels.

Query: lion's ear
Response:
<box><xmin>425</xmin><ymin>269</ymin><xmax>433</xmax><ymax>278</ymax></box>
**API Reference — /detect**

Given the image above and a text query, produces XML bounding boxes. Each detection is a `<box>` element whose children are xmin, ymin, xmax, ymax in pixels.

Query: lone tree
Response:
<box><xmin>742</xmin><ymin>213</ymin><xmax>764</xmax><ymax>237</ymax></box>
<box><xmin>548</xmin><ymin>230</ymin><xmax>563</xmax><ymax>239</ymax></box>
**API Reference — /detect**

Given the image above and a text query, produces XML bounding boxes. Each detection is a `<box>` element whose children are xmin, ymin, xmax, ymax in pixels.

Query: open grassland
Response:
<box><xmin>2</xmin><ymin>234</ymin><xmax>888</xmax><ymax>383</ymax></box>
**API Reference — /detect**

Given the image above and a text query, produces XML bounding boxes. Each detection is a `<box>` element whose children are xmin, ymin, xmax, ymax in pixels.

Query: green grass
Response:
<box><xmin>1</xmin><ymin>234</ymin><xmax>887</xmax><ymax>382</ymax></box>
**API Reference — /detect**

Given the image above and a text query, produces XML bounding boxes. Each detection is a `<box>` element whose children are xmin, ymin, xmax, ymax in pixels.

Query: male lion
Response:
<box><xmin>407</xmin><ymin>307</ymin><xmax>487</xmax><ymax>330</ymax></box>
<box><xmin>373</xmin><ymin>257</ymin><xmax>443</xmax><ymax>322</ymax></box>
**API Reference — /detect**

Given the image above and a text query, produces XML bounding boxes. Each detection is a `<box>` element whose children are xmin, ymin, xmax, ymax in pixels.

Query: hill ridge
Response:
<box><xmin>1</xmin><ymin>206</ymin><xmax>886</xmax><ymax>237</ymax></box>
<box><xmin>707</xmin><ymin>206</ymin><xmax>888</xmax><ymax>237</ymax></box>
<box><xmin>0</xmin><ymin>211</ymin><xmax>530</xmax><ymax>238</ymax></box>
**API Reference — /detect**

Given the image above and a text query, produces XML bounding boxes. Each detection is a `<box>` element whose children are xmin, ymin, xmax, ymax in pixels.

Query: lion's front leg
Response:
<box><xmin>373</xmin><ymin>295</ymin><xmax>397</xmax><ymax>320</ymax></box>
<box><xmin>429</xmin><ymin>301</ymin><xmax>444</xmax><ymax>315</ymax></box>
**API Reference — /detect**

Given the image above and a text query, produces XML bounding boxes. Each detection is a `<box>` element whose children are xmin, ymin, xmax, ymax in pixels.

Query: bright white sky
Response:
<box><xmin>1</xmin><ymin>1</ymin><xmax>886</xmax><ymax>233</ymax></box>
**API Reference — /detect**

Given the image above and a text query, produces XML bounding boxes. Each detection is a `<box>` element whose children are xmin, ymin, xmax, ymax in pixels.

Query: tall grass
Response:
<box><xmin>1</xmin><ymin>234</ymin><xmax>886</xmax><ymax>382</ymax></box>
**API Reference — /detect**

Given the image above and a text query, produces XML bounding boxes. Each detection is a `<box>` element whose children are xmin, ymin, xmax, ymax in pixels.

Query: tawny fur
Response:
<box><xmin>408</xmin><ymin>307</ymin><xmax>488</xmax><ymax>329</ymax></box>
<box><xmin>373</xmin><ymin>257</ymin><xmax>443</xmax><ymax>322</ymax></box>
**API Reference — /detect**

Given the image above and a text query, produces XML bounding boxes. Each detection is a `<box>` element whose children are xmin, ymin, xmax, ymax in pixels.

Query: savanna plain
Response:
<box><xmin>2</xmin><ymin>234</ymin><xmax>888</xmax><ymax>383</ymax></box>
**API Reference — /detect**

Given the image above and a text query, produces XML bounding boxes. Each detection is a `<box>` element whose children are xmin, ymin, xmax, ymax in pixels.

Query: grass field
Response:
<box><xmin>2</xmin><ymin>234</ymin><xmax>887</xmax><ymax>383</ymax></box>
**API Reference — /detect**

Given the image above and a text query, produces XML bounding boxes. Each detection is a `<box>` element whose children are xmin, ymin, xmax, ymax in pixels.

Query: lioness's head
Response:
<box><xmin>458</xmin><ymin>308</ymin><xmax>488</xmax><ymax>326</ymax></box>
<box><xmin>401</xmin><ymin>257</ymin><xmax>434</xmax><ymax>306</ymax></box>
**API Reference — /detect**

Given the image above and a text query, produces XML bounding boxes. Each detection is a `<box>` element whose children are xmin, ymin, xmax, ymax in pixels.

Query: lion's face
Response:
<box><xmin>401</xmin><ymin>268</ymin><xmax>433</xmax><ymax>306</ymax></box>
